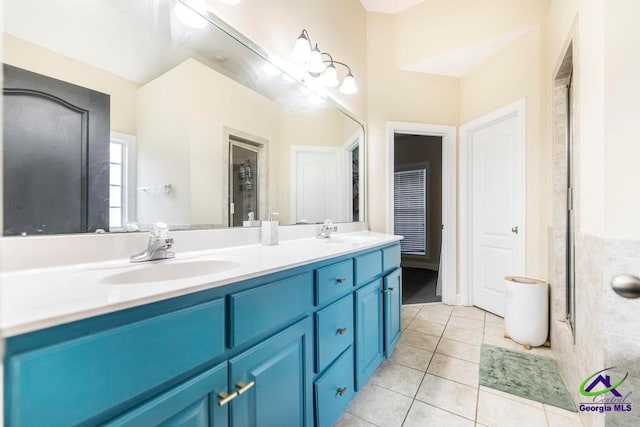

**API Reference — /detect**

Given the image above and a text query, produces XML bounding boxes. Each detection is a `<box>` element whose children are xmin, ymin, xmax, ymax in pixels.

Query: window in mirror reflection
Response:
<box><xmin>109</xmin><ymin>133</ymin><xmax>137</xmax><ymax>232</ymax></box>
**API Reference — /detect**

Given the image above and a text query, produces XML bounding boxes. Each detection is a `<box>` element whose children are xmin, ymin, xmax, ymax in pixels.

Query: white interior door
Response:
<box><xmin>291</xmin><ymin>147</ymin><xmax>344</xmax><ymax>224</ymax></box>
<box><xmin>469</xmin><ymin>113</ymin><xmax>524</xmax><ymax>316</ymax></box>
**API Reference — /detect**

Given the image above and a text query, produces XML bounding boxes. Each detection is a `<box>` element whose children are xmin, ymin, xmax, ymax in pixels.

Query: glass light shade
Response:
<box><xmin>291</xmin><ymin>34</ymin><xmax>311</xmax><ymax>64</ymax></box>
<box><xmin>307</xmin><ymin>46</ymin><xmax>326</xmax><ymax>75</ymax></box>
<box><xmin>321</xmin><ymin>64</ymin><xmax>339</xmax><ymax>87</ymax></box>
<box><xmin>339</xmin><ymin>73</ymin><xmax>358</xmax><ymax>95</ymax></box>
<box><xmin>219</xmin><ymin>0</ymin><xmax>241</xmax><ymax>4</ymax></box>
<box><xmin>174</xmin><ymin>2</ymin><xmax>208</xmax><ymax>29</ymax></box>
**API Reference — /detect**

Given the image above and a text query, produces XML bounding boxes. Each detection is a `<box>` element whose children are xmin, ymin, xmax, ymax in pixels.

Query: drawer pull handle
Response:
<box><xmin>337</xmin><ymin>387</ymin><xmax>348</xmax><ymax>396</ymax></box>
<box><xmin>218</xmin><ymin>391</ymin><xmax>239</xmax><ymax>406</ymax></box>
<box><xmin>336</xmin><ymin>278</ymin><xmax>348</xmax><ymax>284</ymax></box>
<box><xmin>236</xmin><ymin>380</ymin><xmax>256</xmax><ymax>395</ymax></box>
<box><xmin>336</xmin><ymin>327</ymin><xmax>348</xmax><ymax>335</ymax></box>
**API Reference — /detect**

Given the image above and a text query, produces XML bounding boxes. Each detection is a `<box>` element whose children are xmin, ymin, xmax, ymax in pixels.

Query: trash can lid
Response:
<box><xmin>504</xmin><ymin>276</ymin><xmax>547</xmax><ymax>285</ymax></box>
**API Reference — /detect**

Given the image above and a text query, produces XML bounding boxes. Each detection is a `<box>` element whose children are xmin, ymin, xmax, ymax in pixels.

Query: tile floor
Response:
<box><xmin>335</xmin><ymin>303</ymin><xmax>583</xmax><ymax>427</ymax></box>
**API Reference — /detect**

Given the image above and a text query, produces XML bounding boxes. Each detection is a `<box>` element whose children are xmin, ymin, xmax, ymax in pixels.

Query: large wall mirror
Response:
<box><xmin>2</xmin><ymin>0</ymin><xmax>366</xmax><ymax>236</ymax></box>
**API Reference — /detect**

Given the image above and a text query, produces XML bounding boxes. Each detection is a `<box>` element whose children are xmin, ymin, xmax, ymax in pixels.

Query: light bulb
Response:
<box><xmin>174</xmin><ymin>2</ymin><xmax>208</xmax><ymax>29</ymax></box>
<box><xmin>307</xmin><ymin>45</ymin><xmax>326</xmax><ymax>75</ymax></box>
<box><xmin>339</xmin><ymin>73</ymin><xmax>358</xmax><ymax>95</ymax></box>
<box><xmin>219</xmin><ymin>0</ymin><xmax>241</xmax><ymax>4</ymax></box>
<box><xmin>291</xmin><ymin>32</ymin><xmax>311</xmax><ymax>64</ymax></box>
<box><xmin>320</xmin><ymin>63</ymin><xmax>339</xmax><ymax>87</ymax></box>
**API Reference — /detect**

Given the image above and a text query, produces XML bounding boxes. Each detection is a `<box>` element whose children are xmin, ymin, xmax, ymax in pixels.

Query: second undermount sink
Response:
<box><xmin>100</xmin><ymin>259</ymin><xmax>241</xmax><ymax>285</ymax></box>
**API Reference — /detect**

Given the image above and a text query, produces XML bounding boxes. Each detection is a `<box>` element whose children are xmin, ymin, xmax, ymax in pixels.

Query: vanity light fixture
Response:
<box><xmin>290</xmin><ymin>29</ymin><xmax>358</xmax><ymax>95</ymax></box>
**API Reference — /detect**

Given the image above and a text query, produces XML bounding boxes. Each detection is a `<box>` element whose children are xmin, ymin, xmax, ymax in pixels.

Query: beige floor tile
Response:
<box><xmin>334</xmin><ymin>412</ymin><xmax>379</xmax><ymax>427</ymax></box>
<box><xmin>415</xmin><ymin>373</ymin><xmax>478</xmax><ymax>420</ymax></box>
<box><xmin>427</xmin><ymin>354</ymin><xmax>479</xmax><ymax>387</ymax></box>
<box><xmin>543</xmin><ymin>404</ymin><xmax>581</xmax><ymax>419</ymax></box>
<box><xmin>388</xmin><ymin>342</ymin><xmax>434</xmax><ymax>371</ymax></box>
<box><xmin>484</xmin><ymin>322</ymin><xmax>507</xmax><ymax>337</ymax></box>
<box><xmin>448</xmin><ymin>316</ymin><xmax>485</xmax><ymax>332</ymax></box>
<box><xmin>443</xmin><ymin>326</ymin><xmax>484</xmax><ymax>346</ymax></box>
<box><xmin>436</xmin><ymin>338</ymin><xmax>482</xmax><ymax>364</ymax></box>
<box><xmin>402</xmin><ymin>305</ymin><xmax>421</xmax><ymax>321</ymax></box>
<box><xmin>479</xmin><ymin>386</ymin><xmax>544</xmax><ymax>409</ymax></box>
<box><xmin>545</xmin><ymin>410</ymin><xmax>583</xmax><ymax>426</ymax></box>
<box><xmin>369</xmin><ymin>361</ymin><xmax>424</xmax><ymax>398</ymax></box>
<box><xmin>415</xmin><ymin>310</ymin><xmax>451</xmax><ymax>325</ymax></box>
<box><xmin>476</xmin><ymin>389</ymin><xmax>548</xmax><ymax>427</ymax></box>
<box><xmin>346</xmin><ymin>383</ymin><xmax>412</xmax><ymax>427</ymax></box>
<box><xmin>419</xmin><ymin>303</ymin><xmax>453</xmax><ymax>315</ymax></box>
<box><xmin>485</xmin><ymin>312</ymin><xmax>505</xmax><ymax>325</ymax></box>
<box><xmin>403</xmin><ymin>401</ymin><xmax>475</xmax><ymax>427</ymax></box>
<box><xmin>452</xmin><ymin>306</ymin><xmax>487</xmax><ymax>321</ymax></box>
<box><xmin>407</xmin><ymin>318</ymin><xmax>446</xmax><ymax>337</ymax></box>
<box><xmin>399</xmin><ymin>330</ymin><xmax>440</xmax><ymax>351</ymax></box>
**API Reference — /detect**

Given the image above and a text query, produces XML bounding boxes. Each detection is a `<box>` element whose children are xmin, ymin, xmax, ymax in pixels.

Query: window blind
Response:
<box><xmin>394</xmin><ymin>168</ymin><xmax>427</xmax><ymax>255</ymax></box>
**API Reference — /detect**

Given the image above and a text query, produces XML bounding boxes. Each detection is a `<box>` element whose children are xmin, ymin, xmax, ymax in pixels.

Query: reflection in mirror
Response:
<box><xmin>2</xmin><ymin>0</ymin><xmax>365</xmax><ymax>236</ymax></box>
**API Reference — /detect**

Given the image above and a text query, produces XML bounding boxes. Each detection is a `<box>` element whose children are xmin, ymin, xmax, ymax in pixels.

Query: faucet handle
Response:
<box><xmin>323</xmin><ymin>219</ymin><xmax>333</xmax><ymax>227</ymax></box>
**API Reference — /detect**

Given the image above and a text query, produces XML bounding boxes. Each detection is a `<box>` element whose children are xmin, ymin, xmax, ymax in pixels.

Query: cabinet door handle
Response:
<box><xmin>336</xmin><ymin>278</ymin><xmax>348</xmax><ymax>284</ymax></box>
<box><xmin>336</xmin><ymin>327</ymin><xmax>348</xmax><ymax>335</ymax></box>
<box><xmin>218</xmin><ymin>391</ymin><xmax>239</xmax><ymax>406</ymax></box>
<box><xmin>336</xmin><ymin>387</ymin><xmax>348</xmax><ymax>396</ymax></box>
<box><xmin>382</xmin><ymin>287</ymin><xmax>395</xmax><ymax>293</ymax></box>
<box><xmin>236</xmin><ymin>380</ymin><xmax>256</xmax><ymax>395</ymax></box>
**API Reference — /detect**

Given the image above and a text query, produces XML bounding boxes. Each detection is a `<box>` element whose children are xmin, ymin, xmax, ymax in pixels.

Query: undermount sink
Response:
<box><xmin>100</xmin><ymin>259</ymin><xmax>241</xmax><ymax>285</ymax></box>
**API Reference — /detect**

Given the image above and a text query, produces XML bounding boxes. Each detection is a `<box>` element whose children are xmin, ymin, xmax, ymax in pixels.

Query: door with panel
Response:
<box><xmin>228</xmin><ymin>318</ymin><xmax>313</xmax><ymax>427</ymax></box>
<box><xmin>105</xmin><ymin>363</ymin><xmax>229</xmax><ymax>427</ymax></box>
<box><xmin>383</xmin><ymin>268</ymin><xmax>402</xmax><ymax>357</ymax></box>
<box><xmin>354</xmin><ymin>278</ymin><xmax>384</xmax><ymax>390</ymax></box>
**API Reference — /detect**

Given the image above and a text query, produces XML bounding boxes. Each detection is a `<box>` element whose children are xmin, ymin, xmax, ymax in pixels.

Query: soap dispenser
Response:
<box><xmin>261</xmin><ymin>212</ymin><xmax>279</xmax><ymax>246</ymax></box>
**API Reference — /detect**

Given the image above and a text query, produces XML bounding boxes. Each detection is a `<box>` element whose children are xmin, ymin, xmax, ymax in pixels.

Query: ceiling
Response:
<box><xmin>359</xmin><ymin>0</ymin><xmax>425</xmax><ymax>14</ymax></box>
<box><xmin>401</xmin><ymin>27</ymin><xmax>532</xmax><ymax>77</ymax></box>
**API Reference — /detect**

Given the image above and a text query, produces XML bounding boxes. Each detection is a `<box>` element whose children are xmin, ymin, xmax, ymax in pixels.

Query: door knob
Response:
<box><xmin>511</xmin><ymin>226</ymin><xmax>519</xmax><ymax>234</ymax></box>
<box><xmin>611</xmin><ymin>274</ymin><xmax>640</xmax><ymax>298</ymax></box>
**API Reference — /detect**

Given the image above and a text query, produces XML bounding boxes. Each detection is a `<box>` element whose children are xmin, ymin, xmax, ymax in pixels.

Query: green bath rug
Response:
<box><xmin>479</xmin><ymin>344</ymin><xmax>577</xmax><ymax>412</ymax></box>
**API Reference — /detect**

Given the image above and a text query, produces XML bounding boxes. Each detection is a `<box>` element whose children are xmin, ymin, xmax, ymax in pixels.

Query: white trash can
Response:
<box><xmin>504</xmin><ymin>276</ymin><xmax>549</xmax><ymax>348</ymax></box>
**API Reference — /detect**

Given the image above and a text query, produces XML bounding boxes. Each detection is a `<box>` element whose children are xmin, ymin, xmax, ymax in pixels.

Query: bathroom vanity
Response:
<box><xmin>2</xmin><ymin>234</ymin><xmax>402</xmax><ymax>426</ymax></box>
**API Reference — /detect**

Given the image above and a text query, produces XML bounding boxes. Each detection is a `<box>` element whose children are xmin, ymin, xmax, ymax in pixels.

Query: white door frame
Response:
<box><xmin>459</xmin><ymin>99</ymin><xmax>526</xmax><ymax>306</ymax></box>
<box><xmin>386</xmin><ymin>121</ymin><xmax>457</xmax><ymax>306</ymax></box>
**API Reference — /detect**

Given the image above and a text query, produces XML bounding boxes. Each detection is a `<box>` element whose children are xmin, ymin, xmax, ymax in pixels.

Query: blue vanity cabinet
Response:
<box><xmin>383</xmin><ymin>268</ymin><xmax>403</xmax><ymax>358</ymax></box>
<box><xmin>228</xmin><ymin>317</ymin><xmax>313</xmax><ymax>427</ymax></box>
<box><xmin>354</xmin><ymin>278</ymin><xmax>384</xmax><ymax>390</ymax></box>
<box><xmin>4</xmin><ymin>242</ymin><xmax>403</xmax><ymax>427</ymax></box>
<box><xmin>104</xmin><ymin>362</ymin><xmax>229</xmax><ymax>427</ymax></box>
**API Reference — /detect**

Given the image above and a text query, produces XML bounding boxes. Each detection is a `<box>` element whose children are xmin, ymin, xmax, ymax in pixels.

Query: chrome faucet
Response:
<box><xmin>130</xmin><ymin>222</ymin><xmax>175</xmax><ymax>263</ymax></box>
<box><xmin>317</xmin><ymin>219</ymin><xmax>338</xmax><ymax>239</ymax></box>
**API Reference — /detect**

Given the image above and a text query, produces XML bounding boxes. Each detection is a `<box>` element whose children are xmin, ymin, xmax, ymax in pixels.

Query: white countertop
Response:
<box><xmin>0</xmin><ymin>231</ymin><xmax>401</xmax><ymax>338</ymax></box>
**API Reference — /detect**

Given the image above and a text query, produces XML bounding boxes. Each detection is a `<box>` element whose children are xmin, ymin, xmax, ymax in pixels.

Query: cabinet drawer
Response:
<box><xmin>315</xmin><ymin>347</ymin><xmax>355</xmax><ymax>427</ymax></box>
<box><xmin>7</xmin><ymin>299</ymin><xmax>225</xmax><ymax>427</ymax></box>
<box><xmin>229</xmin><ymin>272</ymin><xmax>313</xmax><ymax>347</ymax></box>
<box><xmin>382</xmin><ymin>244</ymin><xmax>401</xmax><ymax>271</ymax></box>
<box><xmin>354</xmin><ymin>251</ymin><xmax>382</xmax><ymax>285</ymax></box>
<box><xmin>315</xmin><ymin>259</ymin><xmax>354</xmax><ymax>305</ymax></box>
<box><xmin>315</xmin><ymin>294</ymin><xmax>354</xmax><ymax>373</ymax></box>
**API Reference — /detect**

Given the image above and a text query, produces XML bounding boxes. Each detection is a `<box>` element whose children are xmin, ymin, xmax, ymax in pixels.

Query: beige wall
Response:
<box><xmin>460</xmin><ymin>28</ymin><xmax>546</xmax><ymax>278</ymax></box>
<box><xmin>3</xmin><ymin>35</ymin><xmax>139</xmax><ymax>135</ymax></box>
<box><xmin>208</xmin><ymin>0</ymin><xmax>368</xmax><ymax>120</ymax></box>
<box><xmin>137</xmin><ymin>59</ymin><xmax>282</xmax><ymax>227</ymax></box>
<box><xmin>366</xmin><ymin>12</ymin><xmax>460</xmax><ymax>233</ymax></box>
